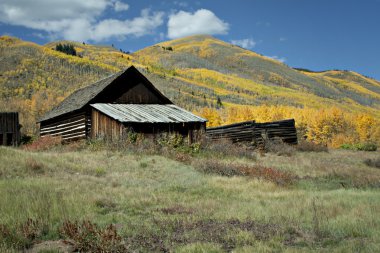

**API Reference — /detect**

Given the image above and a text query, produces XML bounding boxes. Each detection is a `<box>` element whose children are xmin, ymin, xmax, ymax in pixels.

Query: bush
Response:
<box><xmin>193</xmin><ymin>159</ymin><xmax>297</xmax><ymax>185</ymax></box>
<box><xmin>25</xmin><ymin>157</ymin><xmax>45</xmax><ymax>174</ymax></box>
<box><xmin>296</xmin><ymin>139</ymin><xmax>328</xmax><ymax>152</ymax></box>
<box><xmin>355</xmin><ymin>143</ymin><xmax>377</xmax><ymax>151</ymax></box>
<box><xmin>264</xmin><ymin>139</ymin><xmax>296</xmax><ymax>156</ymax></box>
<box><xmin>22</xmin><ymin>136</ymin><xmax>62</xmax><ymax>152</ymax></box>
<box><xmin>55</xmin><ymin>43</ymin><xmax>77</xmax><ymax>56</ymax></box>
<box><xmin>59</xmin><ymin>220</ymin><xmax>126</xmax><ymax>252</ymax></box>
<box><xmin>20</xmin><ymin>135</ymin><xmax>34</xmax><ymax>145</ymax></box>
<box><xmin>203</xmin><ymin>139</ymin><xmax>256</xmax><ymax>160</ymax></box>
<box><xmin>340</xmin><ymin>142</ymin><xmax>377</xmax><ymax>151</ymax></box>
<box><xmin>0</xmin><ymin>218</ymin><xmax>48</xmax><ymax>250</ymax></box>
<box><xmin>364</xmin><ymin>158</ymin><xmax>380</xmax><ymax>169</ymax></box>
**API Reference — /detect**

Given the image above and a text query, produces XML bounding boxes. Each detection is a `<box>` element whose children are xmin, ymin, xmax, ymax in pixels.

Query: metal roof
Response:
<box><xmin>91</xmin><ymin>104</ymin><xmax>207</xmax><ymax>123</ymax></box>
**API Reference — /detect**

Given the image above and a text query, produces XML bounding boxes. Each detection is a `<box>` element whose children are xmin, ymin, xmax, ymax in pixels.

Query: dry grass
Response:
<box><xmin>364</xmin><ymin>158</ymin><xmax>380</xmax><ymax>169</ymax></box>
<box><xmin>0</xmin><ymin>145</ymin><xmax>380</xmax><ymax>252</ymax></box>
<box><xmin>264</xmin><ymin>139</ymin><xmax>296</xmax><ymax>157</ymax></box>
<box><xmin>296</xmin><ymin>139</ymin><xmax>328</xmax><ymax>152</ymax></box>
<box><xmin>193</xmin><ymin>159</ymin><xmax>297</xmax><ymax>186</ymax></box>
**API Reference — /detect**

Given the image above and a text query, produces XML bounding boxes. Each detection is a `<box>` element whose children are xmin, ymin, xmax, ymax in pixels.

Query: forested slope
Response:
<box><xmin>0</xmin><ymin>35</ymin><xmax>379</xmax><ymax>146</ymax></box>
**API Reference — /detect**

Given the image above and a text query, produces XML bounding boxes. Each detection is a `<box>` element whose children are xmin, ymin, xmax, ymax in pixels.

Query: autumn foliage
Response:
<box><xmin>196</xmin><ymin>105</ymin><xmax>380</xmax><ymax>147</ymax></box>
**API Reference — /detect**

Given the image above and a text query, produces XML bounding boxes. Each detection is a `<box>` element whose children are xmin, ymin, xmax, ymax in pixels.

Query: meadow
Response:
<box><xmin>0</xmin><ymin>139</ymin><xmax>380</xmax><ymax>252</ymax></box>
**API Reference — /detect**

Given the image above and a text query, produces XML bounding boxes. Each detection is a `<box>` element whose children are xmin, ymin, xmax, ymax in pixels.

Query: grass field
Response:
<box><xmin>0</xmin><ymin>141</ymin><xmax>380</xmax><ymax>252</ymax></box>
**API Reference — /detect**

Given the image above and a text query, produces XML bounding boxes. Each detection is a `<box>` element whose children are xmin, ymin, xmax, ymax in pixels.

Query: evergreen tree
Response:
<box><xmin>216</xmin><ymin>96</ymin><xmax>223</xmax><ymax>108</ymax></box>
<box><xmin>55</xmin><ymin>43</ymin><xmax>63</xmax><ymax>52</ymax></box>
<box><xmin>55</xmin><ymin>43</ymin><xmax>77</xmax><ymax>56</ymax></box>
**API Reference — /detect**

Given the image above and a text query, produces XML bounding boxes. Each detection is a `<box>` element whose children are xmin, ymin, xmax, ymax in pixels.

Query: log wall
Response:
<box><xmin>40</xmin><ymin>113</ymin><xmax>88</xmax><ymax>141</ymax></box>
<box><xmin>206</xmin><ymin>119</ymin><xmax>297</xmax><ymax>145</ymax></box>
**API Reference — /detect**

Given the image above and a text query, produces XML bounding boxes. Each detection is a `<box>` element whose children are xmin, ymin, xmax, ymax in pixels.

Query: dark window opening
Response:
<box><xmin>6</xmin><ymin>133</ymin><xmax>13</xmax><ymax>146</ymax></box>
<box><xmin>0</xmin><ymin>134</ymin><xmax>3</xmax><ymax>145</ymax></box>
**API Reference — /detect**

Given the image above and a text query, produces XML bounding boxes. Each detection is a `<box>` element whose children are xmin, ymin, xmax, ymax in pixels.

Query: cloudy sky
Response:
<box><xmin>1</xmin><ymin>0</ymin><xmax>380</xmax><ymax>79</ymax></box>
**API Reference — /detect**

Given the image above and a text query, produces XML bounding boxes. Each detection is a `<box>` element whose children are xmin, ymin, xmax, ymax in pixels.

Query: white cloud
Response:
<box><xmin>267</xmin><ymin>55</ymin><xmax>287</xmax><ymax>63</ymax></box>
<box><xmin>0</xmin><ymin>0</ymin><xmax>163</xmax><ymax>42</ymax></box>
<box><xmin>230</xmin><ymin>38</ymin><xmax>256</xmax><ymax>49</ymax></box>
<box><xmin>89</xmin><ymin>9</ymin><xmax>164</xmax><ymax>41</ymax></box>
<box><xmin>113</xmin><ymin>1</ymin><xmax>129</xmax><ymax>12</ymax></box>
<box><xmin>0</xmin><ymin>0</ymin><xmax>108</xmax><ymax>31</ymax></box>
<box><xmin>167</xmin><ymin>9</ymin><xmax>229</xmax><ymax>39</ymax></box>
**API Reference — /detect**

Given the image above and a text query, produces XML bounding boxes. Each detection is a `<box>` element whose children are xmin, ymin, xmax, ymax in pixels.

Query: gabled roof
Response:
<box><xmin>91</xmin><ymin>104</ymin><xmax>207</xmax><ymax>123</ymax></box>
<box><xmin>39</xmin><ymin>66</ymin><xmax>172</xmax><ymax>122</ymax></box>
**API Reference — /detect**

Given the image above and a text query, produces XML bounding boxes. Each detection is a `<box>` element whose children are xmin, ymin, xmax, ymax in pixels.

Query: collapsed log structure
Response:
<box><xmin>206</xmin><ymin>119</ymin><xmax>297</xmax><ymax>145</ymax></box>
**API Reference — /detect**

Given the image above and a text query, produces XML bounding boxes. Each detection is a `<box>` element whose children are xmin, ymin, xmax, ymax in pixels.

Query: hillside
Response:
<box><xmin>0</xmin><ymin>35</ymin><xmax>379</xmax><ymax>145</ymax></box>
<box><xmin>134</xmin><ymin>35</ymin><xmax>380</xmax><ymax>112</ymax></box>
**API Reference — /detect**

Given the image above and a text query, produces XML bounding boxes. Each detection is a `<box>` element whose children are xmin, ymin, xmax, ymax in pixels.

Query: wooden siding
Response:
<box><xmin>91</xmin><ymin>109</ymin><xmax>124</xmax><ymax>140</ymax></box>
<box><xmin>91</xmin><ymin>108</ymin><xmax>206</xmax><ymax>143</ymax></box>
<box><xmin>0</xmin><ymin>112</ymin><xmax>20</xmax><ymax>146</ymax></box>
<box><xmin>40</xmin><ymin>113</ymin><xmax>87</xmax><ymax>141</ymax></box>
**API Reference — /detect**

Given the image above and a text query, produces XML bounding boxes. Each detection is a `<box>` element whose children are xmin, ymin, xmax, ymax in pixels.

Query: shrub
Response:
<box><xmin>157</xmin><ymin>133</ymin><xmax>184</xmax><ymax>148</ymax></box>
<box><xmin>355</xmin><ymin>143</ymin><xmax>377</xmax><ymax>151</ymax></box>
<box><xmin>340</xmin><ymin>142</ymin><xmax>377</xmax><ymax>151</ymax></box>
<box><xmin>364</xmin><ymin>158</ymin><xmax>380</xmax><ymax>169</ymax></box>
<box><xmin>0</xmin><ymin>219</ymin><xmax>47</xmax><ymax>250</ymax></box>
<box><xmin>296</xmin><ymin>139</ymin><xmax>328</xmax><ymax>152</ymax></box>
<box><xmin>25</xmin><ymin>157</ymin><xmax>45</xmax><ymax>174</ymax></box>
<box><xmin>20</xmin><ymin>135</ymin><xmax>34</xmax><ymax>145</ymax></box>
<box><xmin>55</xmin><ymin>43</ymin><xmax>77</xmax><ymax>56</ymax></box>
<box><xmin>264</xmin><ymin>139</ymin><xmax>296</xmax><ymax>156</ymax></box>
<box><xmin>194</xmin><ymin>159</ymin><xmax>297</xmax><ymax>185</ymax></box>
<box><xmin>23</xmin><ymin>136</ymin><xmax>62</xmax><ymax>152</ymax></box>
<box><xmin>59</xmin><ymin>220</ymin><xmax>126</xmax><ymax>252</ymax></box>
<box><xmin>94</xmin><ymin>167</ymin><xmax>106</xmax><ymax>177</ymax></box>
<box><xmin>203</xmin><ymin>139</ymin><xmax>256</xmax><ymax>160</ymax></box>
<box><xmin>194</xmin><ymin>159</ymin><xmax>243</xmax><ymax>177</ymax></box>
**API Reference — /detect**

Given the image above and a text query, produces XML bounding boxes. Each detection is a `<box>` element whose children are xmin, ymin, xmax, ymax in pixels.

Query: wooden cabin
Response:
<box><xmin>38</xmin><ymin>66</ymin><xmax>206</xmax><ymax>143</ymax></box>
<box><xmin>0</xmin><ymin>112</ymin><xmax>21</xmax><ymax>146</ymax></box>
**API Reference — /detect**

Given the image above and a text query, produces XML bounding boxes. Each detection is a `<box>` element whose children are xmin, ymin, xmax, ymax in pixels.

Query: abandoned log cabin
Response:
<box><xmin>38</xmin><ymin>66</ymin><xmax>207</xmax><ymax>142</ymax></box>
<box><xmin>0</xmin><ymin>112</ymin><xmax>21</xmax><ymax>146</ymax></box>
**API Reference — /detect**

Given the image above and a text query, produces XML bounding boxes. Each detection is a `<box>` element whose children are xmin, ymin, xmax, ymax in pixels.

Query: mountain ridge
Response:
<box><xmin>0</xmin><ymin>34</ymin><xmax>379</xmax><ymax>143</ymax></box>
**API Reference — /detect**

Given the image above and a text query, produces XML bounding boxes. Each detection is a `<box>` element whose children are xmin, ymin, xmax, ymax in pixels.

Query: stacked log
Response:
<box><xmin>253</xmin><ymin>119</ymin><xmax>297</xmax><ymax>145</ymax></box>
<box><xmin>206</xmin><ymin>119</ymin><xmax>297</xmax><ymax>145</ymax></box>
<box><xmin>206</xmin><ymin>120</ymin><xmax>255</xmax><ymax>143</ymax></box>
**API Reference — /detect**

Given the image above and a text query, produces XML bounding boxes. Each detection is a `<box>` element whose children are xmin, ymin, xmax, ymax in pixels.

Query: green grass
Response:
<box><xmin>0</xmin><ymin>146</ymin><xmax>380</xmax><ymax>252</ymax></box>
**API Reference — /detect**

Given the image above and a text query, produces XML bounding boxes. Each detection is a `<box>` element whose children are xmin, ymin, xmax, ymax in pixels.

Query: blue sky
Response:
<box><xmin>1</xmin><ymin>0</ymin><xmax>379</xmax><ymax>80</ymax></box>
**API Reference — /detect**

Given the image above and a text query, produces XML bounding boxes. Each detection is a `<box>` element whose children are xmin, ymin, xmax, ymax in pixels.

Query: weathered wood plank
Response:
<box><xmin>206</xmin><ymin>119</ymin><xmax>297</xmax><ymax>145</ymax></box>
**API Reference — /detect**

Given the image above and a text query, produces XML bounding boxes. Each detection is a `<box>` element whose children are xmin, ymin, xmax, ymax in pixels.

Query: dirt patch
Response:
<box><xmin>27</xmin><ymin>240</ymin><xmax>75</xmax><ymax>253</ymax></box>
